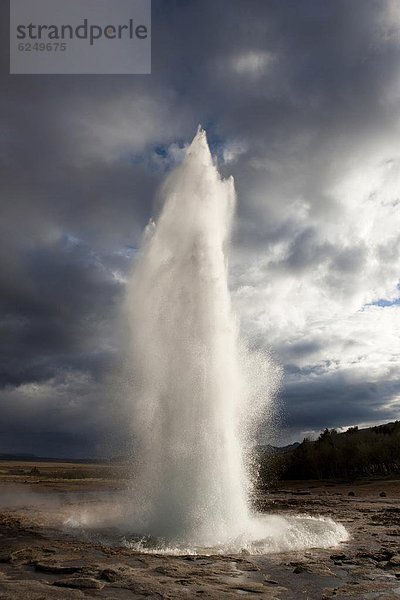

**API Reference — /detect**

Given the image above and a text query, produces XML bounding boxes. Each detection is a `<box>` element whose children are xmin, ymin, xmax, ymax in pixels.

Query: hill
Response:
<box><xmin>258</xmin><ymin>421</ymin><xmax>400</xmax><ymax>482</ymax></box>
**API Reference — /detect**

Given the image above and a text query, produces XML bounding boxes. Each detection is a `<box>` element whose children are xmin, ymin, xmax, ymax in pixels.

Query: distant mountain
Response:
<box><xmin>255</xmin><ymin>442</ymin><xmax>300</xmax><ymax>454</ymax></box>
<box><xmin>0</xmin><ymin>453</ymin><xmax>108</xmax><ymax>463</ymax></box>
<box><xmin>0</xmin><ymin>453</ymin><xmax>38</xmax><ymax>460</ymax></box>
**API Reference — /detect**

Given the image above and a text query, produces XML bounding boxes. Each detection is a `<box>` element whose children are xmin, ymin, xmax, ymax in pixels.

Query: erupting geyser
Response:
<box><xmin>121</xmin><ymin>128</ymin><xmax>349</xmax><ymax>553</ymax></box>
<box><xmin>125</xmin><ymin>127</ymin><xmax>254</xmax><ymax>543</ymax></box>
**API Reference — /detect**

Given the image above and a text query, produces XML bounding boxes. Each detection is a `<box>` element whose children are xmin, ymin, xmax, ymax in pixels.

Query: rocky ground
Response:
<box><xmin>0</xmin><ymin>462</ymin><xmax>399</xmax><ymax>599</ymax></box>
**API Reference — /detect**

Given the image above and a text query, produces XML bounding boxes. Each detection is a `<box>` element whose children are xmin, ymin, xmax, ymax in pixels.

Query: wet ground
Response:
<box><xmin>0</xmin><ymin>462</ymin><xmax>399</xmax><ymax>599</ymax></box>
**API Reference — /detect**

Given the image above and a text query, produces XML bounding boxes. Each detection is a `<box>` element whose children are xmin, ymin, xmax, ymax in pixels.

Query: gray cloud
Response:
<box><xmin>0</xmin><ymin>0</ymin><xmax>399</xmax><ymax>455</ymax></box>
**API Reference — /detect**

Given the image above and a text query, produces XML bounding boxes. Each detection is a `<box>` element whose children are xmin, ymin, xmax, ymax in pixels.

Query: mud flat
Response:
<box><xmin>0</xmin><ymin>462</ymin><xmax>399</xmax><ymax>599</ymax></box>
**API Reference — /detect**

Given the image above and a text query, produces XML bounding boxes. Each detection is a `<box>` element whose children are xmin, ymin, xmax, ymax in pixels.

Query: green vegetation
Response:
<box><xmin>259</xmin><ymin>421</ymin><xmax>400</xmax><ymax>483</ymax></box>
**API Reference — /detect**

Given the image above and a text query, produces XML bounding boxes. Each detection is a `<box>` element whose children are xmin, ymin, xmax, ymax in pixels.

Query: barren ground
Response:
<box><xmin>0</xmin><ymin>461</ymin><xmax>399</xmax><ymax>599</ymax></box>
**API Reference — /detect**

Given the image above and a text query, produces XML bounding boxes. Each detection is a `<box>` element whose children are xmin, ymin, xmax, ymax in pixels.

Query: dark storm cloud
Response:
<box><xmin>0</xmin><ymin>235</ymin><xmax>122</xmax><ymax>391</ymax></box>
<box><xmin>1</xmin><ymin>0</ymin><xmax>399</xmax><ymax>454</ymax></box>
<box><xmin>282</xmin><ymin>373</ymin><xmax>400</xmax><ymax>431</ymax></box>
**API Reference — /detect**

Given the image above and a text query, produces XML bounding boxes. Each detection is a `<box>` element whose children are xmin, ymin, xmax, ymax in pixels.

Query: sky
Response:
<box><xmin>1</xmin><ymin>0</ymin><xmax>399</xmax><ymax>457</ymax></box>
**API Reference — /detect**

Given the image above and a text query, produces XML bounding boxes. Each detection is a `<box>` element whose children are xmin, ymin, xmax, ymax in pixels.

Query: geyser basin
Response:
<box><xmin>123</xmin><ymin>515</ymin><xmax>349</xmax><ymax>556</ymax></box>
<box><xmin>98</xmin><ymin>127</ymin><xmax>349</xmax><ymax>554</ymax></box>
<box><xmin>65</xmin><ymin>506</ymin><xmax>348</xmax><ymax>556</ymax></box>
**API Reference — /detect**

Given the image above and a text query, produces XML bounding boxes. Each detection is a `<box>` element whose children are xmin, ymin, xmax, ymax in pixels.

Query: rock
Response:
<box><xmin>380</xmin><ymin>491</ymin><xmax>387</xmax><ymax>497</ymax></box>
<box><xmin>0</xmin><ymin>579</ymin><xmax>85</xmax><ymax>599</ymax></box>
<box><xmin>35</xmin><ymin>562</ymin><xmax>82</xmax><ymax>574</ymax></box>
<box><xmin>348</xmin><ymin>491</ymin><xmax>355</xmax><ymax>497</ymax></box>
<box><xmin>264</xmin><ymin>578</ymin><xmax>279</xmax><ymax>584</ymax></box>
<box><xmin>0</xmin><ymin>552</ymin><xmax>11</xmax><ymax>563</ymax></box>
<box><xmin>153</xmin><ymin>565</ymin><xmax>178</xmax><ymax>575</ymax></box>
<box><xmin>293</xmin><ymin>566</ymin><xmax>306</xmax><ymax>574</ymax></box>
<box><xmin>357</xmin><ymin>549</ymin><xmax>394</xmax><ymax>563</ymax></box>
<box><xmin>42</xmin><ymin>547</ymin><xmax>57</xmax><ymax>554</ymax></box>
<box><xmin>232</xmin><ymin>583</ymin><xmax>265</xmax><ymax>593</ymax></box>
<box><xmin>330</xmin><ymin>554</ymin><xmax>346</xmax><ymax>561</ymax></box>
<box><xmin>9</xmin><ymin>548</ymin><xmax>38</xmax><ymax>565</ymax></box>
<box><xmin>239</xmin><ymin>562</ymin><xmax>259</xmax><ymax>572</ymax></box>
<box><xmin>388</xmin><ymin>555</ymin><xmax>400</xmax><ymax>568</ymax></box>
<box><xmin>54</xmin><ymin>577</ymin><xmax>104</xmax><ymax>590</ymax></box>
<box><xmin>175</xmin><ymin>578</ymin><xmax>192</xmax><ymax>586</ymax></box>
<box><xmin>116</xmin><ymin>581</ymin><xmax>163</xmax><ymax>595</ymax></box>
<box><xmin>100</xmin><ymin>567</ymin><xmax>121</xmax><ymax>582</ymax></box>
